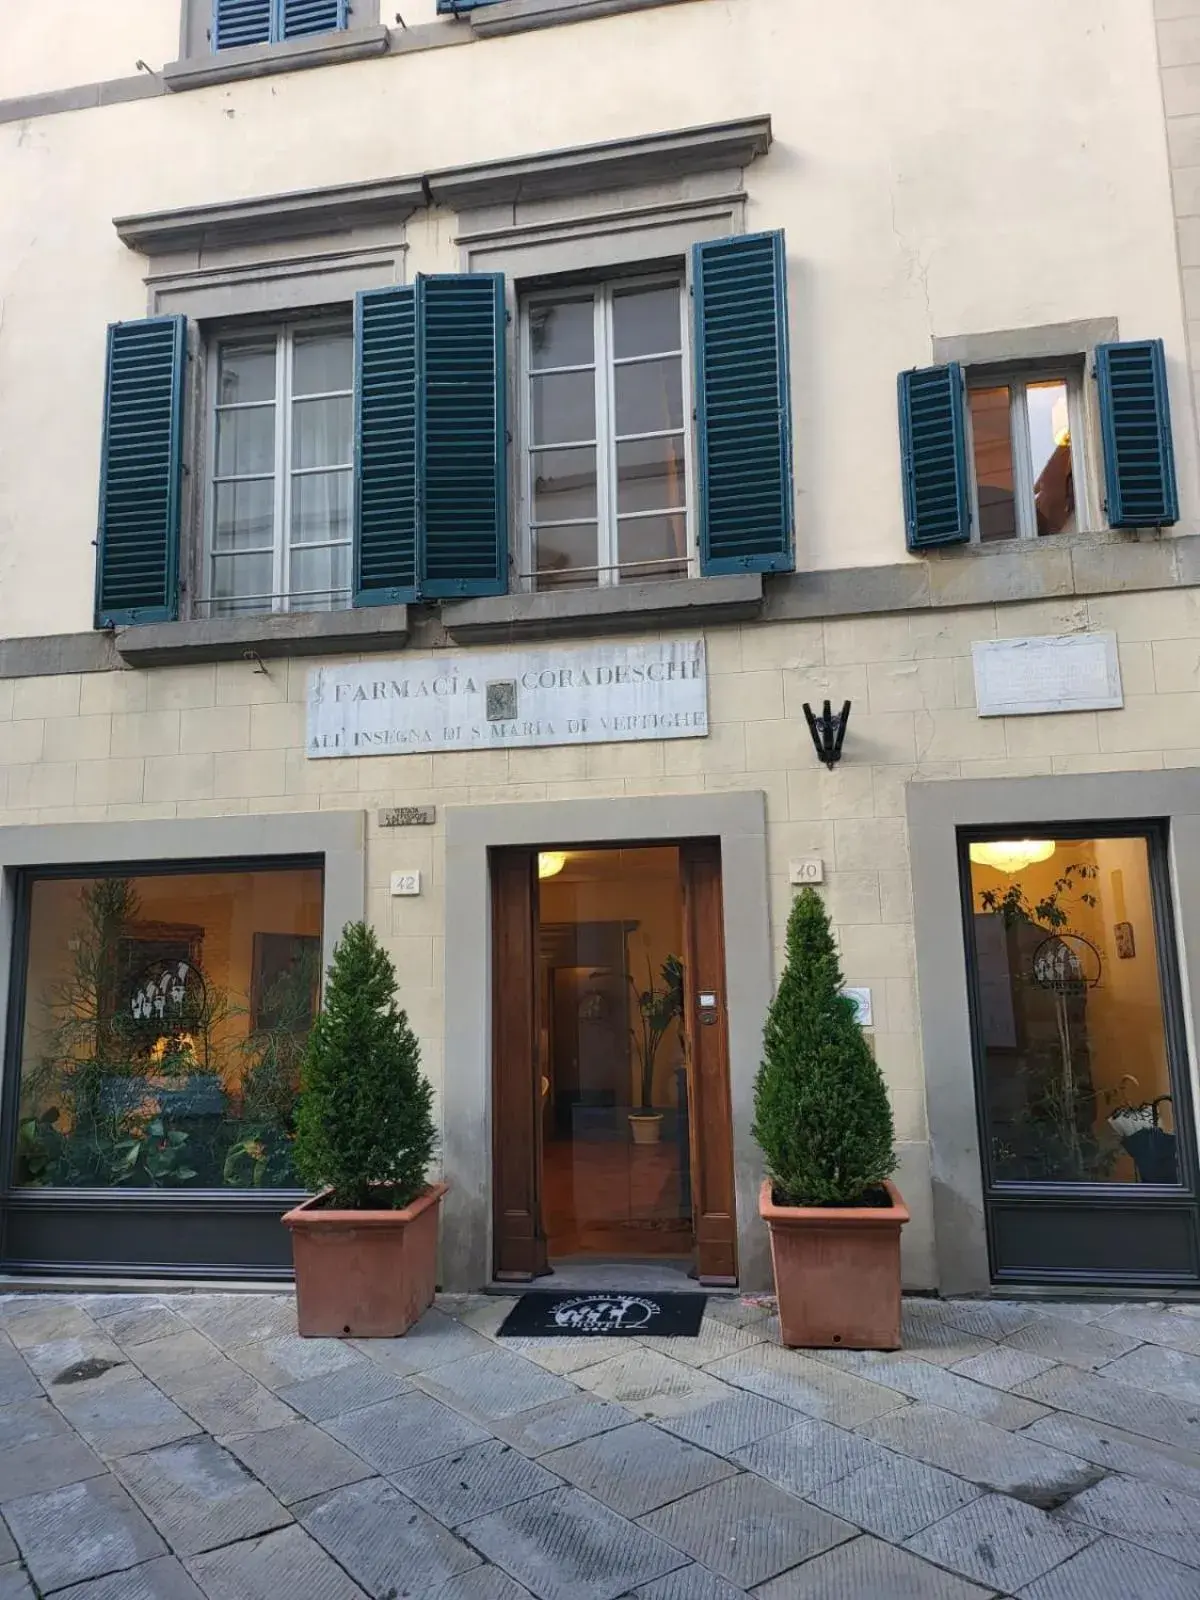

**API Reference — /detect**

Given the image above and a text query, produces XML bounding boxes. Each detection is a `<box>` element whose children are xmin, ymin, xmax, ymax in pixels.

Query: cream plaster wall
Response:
<box><xmin>0</xmin><ymin>0</ymin><xmax>1194</xmax><ymax>637</ymax></box>
<box><xmin>4</xmin><ymin>588</ymin><xmax>1200</xmax><ymax>1286</ymax></box>
<box><xmin>0</xmin><ymin>0</ymin><xmax>179</xmax><ymax>100</ymax></box>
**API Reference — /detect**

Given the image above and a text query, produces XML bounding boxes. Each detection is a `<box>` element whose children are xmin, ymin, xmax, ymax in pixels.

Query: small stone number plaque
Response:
<box><xmin>379</xmin><ymin>807</ymin><xmax>436</xmax><ymax>828</ymax></box>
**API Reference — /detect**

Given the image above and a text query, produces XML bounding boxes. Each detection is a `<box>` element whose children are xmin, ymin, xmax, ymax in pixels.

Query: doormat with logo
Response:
<box><xmin>497</xmin><ymin>1290</ymin><xmax>707</xmax><ymax>1338</ymax></box>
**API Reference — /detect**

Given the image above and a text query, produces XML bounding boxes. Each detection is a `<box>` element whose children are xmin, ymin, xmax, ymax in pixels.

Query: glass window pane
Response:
<box><xmin>532</xmin><ymin>447</ymin><xmax>597</xmax><ymax>523</ymax></box>
<box><xmin>534</xmin><ymin>523</ymin><xmax>598</xmax><ymax>589</ymax></box>
<box><xmin>292</xmin><ymin>332</ymin><xmax>352</xmax><ymax>396</ymax></box>
<box><xmin>216</xmin><ymin>405</ymin><xmax>275</xmax><ymax>478</ymax></box>
<box><xmin>967</xmin><ymin>835</ymin><xmax>1178</xmax><ymax>1186</ymax></box>
<box><xmin>14</xmin><ymin>867</ymin><xmax>323</xmax><ymax>1191</ymax></box>
<box><xmin>617</xmin><ymin>435</ymin><xmax>686</xmax><ymax>514</ymax></box>
<box><xmin>1028</xmin><ymin>379</ymin><xmax>1077</xmax><ymax>536</ymax></box>
<box><xmin>529</xmin><ymin>299</ymin><xmax>594</xmax><ymax>370</ymax></box>
<box><xmin>969</xmin><ymin>386</ymin><xmax>1018</xmax><ymax>542</ymax></box>
<box><xmin>292</xmin><ymin>396</ymin><xmax>352</xmax><ymax>470</ymax></box>
<box><xmin>290</xmin><ymin>542</ymin><xmax>351</xmax><ymax>610</ymax></box>
<box><xmin>214</xmin><ymin>480</ymin><xmax>274</xmax><ymax>551</ymax></box>
<box><xmin>613</xmin><ymin>284</ymin><xmax>682</xmax><ymax>361</ymax></box>
<box><xmin>211</xmin><ymin>551</ymin><xmax>273</xmax><ymax>614</ymax></box>
<box><xmin>618</xmin><ymin>513</ymin><xmax>688</xmax><ymax>582</ymax></box>
<box><xmin>615</xmin><ymin>357</ymin><xmax>684</xmax><ymax>437</ymax></box>
<box><xmin>532</xmin><ymin>370</ymin><xmax>596</xmax><ymax>447</ymax></box>
<box><xmin>218</xmin><ymin>342</ymin><xmax>276</xmax><ymax>406</ymax></box>
<box><xmin>290</xmin><ymin>470</ymin><xmax>351</xmax><ymax>547</ymax></box>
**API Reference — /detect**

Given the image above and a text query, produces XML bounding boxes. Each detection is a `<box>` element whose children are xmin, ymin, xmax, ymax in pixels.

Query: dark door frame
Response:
<box><xmin>957</xmin><ymin>820</ymin><xmax>1200</xmax><ymax>1288</ymax></box>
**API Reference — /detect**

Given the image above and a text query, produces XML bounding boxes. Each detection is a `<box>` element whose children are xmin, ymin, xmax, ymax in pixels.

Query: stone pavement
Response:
<box><xmin>1</xmin><ymin>1293</ymin><xmax>1200</xmax><ymax>1598</ymax></box>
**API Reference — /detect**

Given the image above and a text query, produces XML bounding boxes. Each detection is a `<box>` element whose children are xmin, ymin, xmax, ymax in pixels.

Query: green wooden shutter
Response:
<box><xmin>1095</xmin><ymin>339</ymin><xmax>1179</xmax><ymax>528</ymax></box>
<box><xmin>354</xmin><ymin>276</ymin><xmax>507</xmax><ymax>606</ymax></box>
<box><xmin>280</xmin><ymin>0</ymin><xmax>348</xmax><ymax>37</ymax></box>
<box><xmin>421</xmin><ymin>274</ymin><xmax>508</xmax><ymax>599</ymax></box>
<box><xmin>693</xmin><ymin>231</ymin><xmax>795</xmax><ymax>575</ymax></box>
<box><xmin>94</xmin><ymin>316</ymin><xmax>187</xmax><ymax>628</ymax></box>
<box><xmin>354</xmin><ymin>285</ymin><xmax>419</xmax><ymax>606</ymax></box>
<box><xmin>898</xmin><ymin>363</ymin><xmax>971</xmax><ymax>550</ymax></box>
<box><xmin>212</xmin><ymin>0</ymin><xmax>272</xmax><ymax>48</ymax></box>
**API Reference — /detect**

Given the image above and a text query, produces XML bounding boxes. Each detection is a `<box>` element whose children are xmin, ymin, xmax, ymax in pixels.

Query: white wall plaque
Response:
<box><xmin>308</xmin><ymin>639</ymin><xmax>707</xmax><ymax>758</ymax></box>
<box><xmin>789</xmin><ymin>858</ymin><xmax>825</xmax><ymax>886</ymax></box>
<box><xmin>390</xmin><ymin>871</ymin><xmax>421</xmax><ymax>897</ymax></box>
<box><xmin>972</xmin><ymin>632</ymin><xmax>1123</xmax><ymax>717</ymax></box>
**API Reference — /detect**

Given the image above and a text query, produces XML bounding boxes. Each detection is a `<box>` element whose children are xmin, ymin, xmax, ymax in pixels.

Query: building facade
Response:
<box><xmin>2</xmin><ymin>0</ymin><xmax>1200</xmax><ymax>1294</ymax></box>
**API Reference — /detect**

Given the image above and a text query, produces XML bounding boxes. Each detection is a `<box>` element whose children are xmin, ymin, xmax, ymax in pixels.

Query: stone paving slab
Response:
<box><xmin>1002</xmin><ymin>1314</ymin><xmax>1144</xmax><ymax>1371</ymax></box>
<box><xmin>297</xmin><ymin>1476</ymin><xmax>482</xmax><ymax>1595</ymax></box>
<box><xmin>542</xmin><ymin>1420</ymin><xmax>735</xmax><ymax>1517</ymax></box>
<box><xmin>753</xmin><ymin>1533</ymin><xmax>998</xmax><ymax>1599</ymax></box>
<box><xmin>170</xmin><ymin>1364</ymin><xmax>297</xmax><ymax>1437</ymax></box>
<box><xmin>4</xmin><ymin>1474</ymin><xmax>166</xmax><ymax>1593</ymax></box>
<box><xmin>0</xmin><ymin>1344</ymin><xmax>45</xmax><ymax>1407</ymax></box>
<box><xmin>324</xmin><ymin>1391</ymin><xmax>492</xmax><ymax>1473</ymax></box>
<box><xmin>23</xmin><ymin>1334</ymin><xmax>127</xmax><ymax>1380</ymax></box>
<box><xmin>704</xmin><ymin>1298</ymin><xmax>772</xmax><ymax>1331</ymax></box>
<box><xmin>814</xmin><ymin>1352</ymin><xmax>1048</xmax><ymax>1429</ymax></box>
<box><xmin>126</xmin><ymin>1331</ymin><xmax>226</xmax><ymax>1388</ymax></box>
<box><xmin>56</xmin><ymin>1555</ymin><xmax>207</xmax><ymax>1599</ymax></box>
<box><xmin>495</xmin><ymin>1335</ymin><xmax>636</xmax><ymax>1376</ymax></box>
<box><xmin>808</xmin><ymin>1452</ymin><xmax>983</xmax><ymax>1541</ymax></box>
<box><xmin>0</xmin><ymin>1568</ymin><xmax>34</xmax><ymax>1600</ymax></box>
<box><xmin>1021</xmin><ymin>1411</ymin><xmax>1200</xmax><ymax>1498</ymax></box>
<box><xmin>0</xmin><ymin>1427</ymin><xmax>106</xmax><ymax>1501</ymax></box>
<box><xmin>221</xmin><ymin>1419</ymin><xmax>376</xmax><ymax>1505</ymax></box>
<box><xmin>703</xmin><ymin>1345</ymin><xmax>906</xmax><ymax>1428</ymax></box>
<box><xmin>906</xmin><ymin>1491</ymin><xmax>1097</xmax><ymax>1592</ymax></box>
<box><xmin>859</xmin><ymin>1403</ymin><xmax>1102</xmax><ymax>1501</ymax></box>
<box><xmin>658</xmin><ymin>1391</ymin><xmax>798</xmax><ymax>1456</ymax></box>
<box><xmin>638</xmin><ymin>1315</ymin><xmax>767</xmax><ymax>1369</ymax></box>
<box><xmin>1097</xmin><ymin>1341</ymin><xmax>1200</xmax><ymax>1405</ymax></box>
<box><xmin>897</xmin><ymin>1301</ymin><xmax>999</xmax><ymax>1368</ymax></box>
<box><xmin>185</xmin><ymin>1525</ymin><xmax>366</xmax><ymax>1600</ymax></box>
<box><xmin>394</xmin><ymin>1438</ymin><xmax>560</xmax><ymax>1526</ymax></box>
<box><xmin>729</xmin><ymin>1417</ymin><xmax>885</xmax><ymax>1497</ymax></box>
<box><xmin>462</xmin><ymin>1486</ymin><xmax>688</xmax><ymax>1600</ymax></box>
<box><xmin>488</xmin><ymin>1397</ymin><xmax>632</xmax><ymax>1457</ymax></box>
<box><xmin>353</xmin><ymin>1309</ymin><xmax>494</xmax><ymax>1376</ymax></box>
<box><xmin>228</xmin><ymin>1335</ymin><xmax>366</xmax><ymax>1392</ymax></box>
<box><xmin>94</xmin><ymin>1303</ymin><xmax>191</xmax><ymax>1349</ymax></box>
<box><xmin>1057</xmin><ymin>1473</ymin><xmax>1200</xmax><ymax>1568</ymax></box>
<box><xmin>276</xmin><ymin>1361</ymin><xmax>410</xmax><ymax>1422</ymax></box>
<box><xmin>115</xmin><ymin>1437</ymin><xmax>292</xmax><ymax>1555</ymax></box>
<box><xmin>1016</xmin><ymin>1534</ymin><xmax>1200</xmax><ymax>1600</ymax></box>
<box><xmin>1015</xmin><ymin>1364</ymin><xmax>1200</xmax><ymax>1453</ymax></box>
<box><xmin>416</xmin><ymin>1349</ymin><xmax>580</xmax><ymax>1421</ymax></box>
<box><xmin>1096</xmin><ymin>1306</ymin><xmax>1200</xmax><ymax>1355</ymax></box>
<box><xmin>939</xmin><ymin>1300</ymin><xmax>1043</xmax><ymax>1340</ymax></box>
<box><xmin>0</xmin><ymin>1524</ymin><xmax>14</xmax><ymax>1565</ymax></box>
<box><xmin>630</xmin><ymin>1569</ymin><xmax>744</xmax><ymax>1600</ymax></box>
<box><xmin>951</xmin><ymin>1347</ymin><xmax>1058</xmax><ymax>1391</ymax></box>
<box><xmin>572</xmin><ymin>1349</ymin><xmax>732</xmax><ymax>1420</ymax></box>
<box><xmin>173</xmin><ymin>1295</ymin><xmax>297</xmax><ymax>1348</ymax></box>
<box><xmin>50</xmin><ymin>1373</ymin><xmax>201</xmax><ymax>1460</ymax></box>
<box><xmin>0</xmin><ymin>1300</ymin><xmax>99</xmax><ymax>1347</ymax></box>
<box><xmin>431</xmin><ymin>1570</ymin><xmax>535</xmax><ymax>1600</ymax></box>
<box><xmin>638</xmin><ymin>1471</ymin><xmax>855</xmax><ymax>1589</ymax></box>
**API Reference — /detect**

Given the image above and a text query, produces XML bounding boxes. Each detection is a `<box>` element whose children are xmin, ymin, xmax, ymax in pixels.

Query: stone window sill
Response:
<box><xmin>162</xmin><ymin>25</ymin><xmax>390</xmax><ymax>93</ymax></box>
<box><xmin>115</xmin><ymin>606</ymin><xmax>409</xmax><ymax>667</ymax></box>
<box><xmin>443</xmin><ymin>573</ymin><xmax>763</xmax><ymax>645</ymax></box>
<box><xmin>466</xmin><ymin>0</ymin><xmax>696</xmax><ymax>38</ymax></box>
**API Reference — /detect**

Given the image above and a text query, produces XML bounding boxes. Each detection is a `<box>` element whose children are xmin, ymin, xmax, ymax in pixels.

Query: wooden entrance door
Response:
<box><xmin>680</xmin><ymin>840</ymin><xmax>738</xmax><ymax>1284</ymax></box>
<box><xmin>491</xmin><ymin>848</ymin><xmax>548</xmax><ymax>1281</ymax></box>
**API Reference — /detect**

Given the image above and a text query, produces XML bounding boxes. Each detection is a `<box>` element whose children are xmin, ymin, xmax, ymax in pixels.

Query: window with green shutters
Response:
<box><xmin>211</xmin><ymin>0</ymin><xmax>348</xmax><ymax>50</ymax></box>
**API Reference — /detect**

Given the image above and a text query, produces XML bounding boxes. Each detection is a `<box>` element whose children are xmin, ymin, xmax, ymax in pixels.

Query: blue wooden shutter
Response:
<box><xmin>897</xmin><ymin>363</ymin><xmax>971</xmax><ymax>550</ymax></box>
<box><xmin>95</xmin><ymin>316</ymin><xmax>186</xmax><ymax>629</ymax></box>
<box><xmin>1095</xmin><ymin>339</ymin><xmax>1179</xmax><ymax>528</ymax></box>
<box><xmin>212</xmin><ymin>0</ymin><xmax>272</xmax><ymax>48</ymax></box>
<box><xmin>435</xmin><ymin>1</ymin><xmax>499</xmax><ymax>11</ymax></box>
<box><xmin>354</xmin><ymin>286</ymin><xmax>419</xmax><ymax>606</ymax></box>
<box><xmin>693</xmin><ymin>231</ymin><xmax>795</xmax><ymax>575</ymax></box>
<box><xmin>421</xmin><ymin>274</ymin><xmax>508</xmax><ymax>599</ymax></box>
<box><xmin>280</xmin><ymin>0</ymin><xmax>348</xmax><ymax>38</ymax></box>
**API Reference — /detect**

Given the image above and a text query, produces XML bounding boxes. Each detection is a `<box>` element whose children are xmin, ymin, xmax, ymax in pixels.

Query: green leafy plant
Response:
<box><xmin>293</xmin><ymin>922</ymin><xmax>436</xmax><ymax>1210</ymax></box>
<box><xmin>978</xmin><ymin>863</ymin><xmax>1098</xmax><ymax>930</ymax></box>
<box><xmin>753</xmin><ymin>888</ymin><xmax>895</xmax><ymax>1206</ymax></box>
<box><xmin>629</xmin><ymin>954</ymin><xmax>684</xmax><ymax>1111</ymax></box>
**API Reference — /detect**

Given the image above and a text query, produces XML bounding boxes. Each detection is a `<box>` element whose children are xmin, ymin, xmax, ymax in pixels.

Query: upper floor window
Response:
<box><xmin>205</xmin><ymin>321</ymin><xmax>353</xmax><ymax>616</ymax></box>
<box><xmin>966</xmin><ymin>366</ymin><xmax>1086</xmax><ymax>542</ymax></box>
<box><xmin>520</xmin><ymin>277</ymin><xmax>692</xmax><ymax>591</ymax></box>
<box><xmin>212</xmin><ymin>0</ymin><xmax>349</xmax><ymax>50</ymax></box>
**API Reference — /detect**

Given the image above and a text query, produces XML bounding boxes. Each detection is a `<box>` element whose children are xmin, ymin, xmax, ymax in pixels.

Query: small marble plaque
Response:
<box><xmin>972</xmin><ymin>632</ymin><xmax>1122</xmax><ymax>717</ymax></box>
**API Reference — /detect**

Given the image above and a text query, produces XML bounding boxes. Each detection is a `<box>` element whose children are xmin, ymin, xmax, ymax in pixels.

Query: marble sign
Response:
<box><xmin>972</xmin><ymin>632</ymin><xmax>1123</xmax><ymax>717</ymax></box>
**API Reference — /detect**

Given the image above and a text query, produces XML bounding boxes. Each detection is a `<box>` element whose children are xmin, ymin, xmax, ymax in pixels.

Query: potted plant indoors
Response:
<box><xmin>754</xmin><ymin>888</ymin><xmax>908</xmax><ymax>1349</ymax></box>
<box><xmin>283</xmin><ymin>922</ymin><xmax>443</xmax><ymax>1338</ymax></box>
<box><xmin>628</xmin><ymin>955</ymin><xmax>684</xmax><ymax>1145</ymax></box>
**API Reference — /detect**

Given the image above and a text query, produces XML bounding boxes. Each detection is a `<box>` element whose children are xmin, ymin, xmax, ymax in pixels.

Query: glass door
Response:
<box><xmin>961</xmin><ymin>827</ymin><xmax>1200</xmax><ymax>1286</ymax></box>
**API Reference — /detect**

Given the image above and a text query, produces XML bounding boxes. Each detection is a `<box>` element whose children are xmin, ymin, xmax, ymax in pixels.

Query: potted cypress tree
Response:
<box><xmin>754</xmin><ymin>889</ymin><xmax>908</xmax><ymax>1349</ymax></box>
<box><xmin>283</xmin><ymin>923</ymin><xmax>443</xmax><ymax>1338</ymax></box>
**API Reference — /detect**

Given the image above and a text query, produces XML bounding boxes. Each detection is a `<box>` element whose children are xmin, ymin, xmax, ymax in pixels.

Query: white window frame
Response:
<box><xmin>202</xmin><ymin>317</ymin><xmax>354</xmax><ymax>616</ymax></box>
<box><xmin>964</xmin><ymin>362</ymin><xmax>1092</xmax><ymax>542</ymax></box>
<box><xmin>517</xmin><ymin>271</ymin><xmax>696</xmax><ymax>592</ymax></box>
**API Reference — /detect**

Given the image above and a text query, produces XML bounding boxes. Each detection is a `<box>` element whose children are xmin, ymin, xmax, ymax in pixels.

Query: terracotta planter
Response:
<box><xmin>759</xmin><ymin>1179</ymin><xmax>909</xmax><ymax>1350</ymax></box>
<box><xmin>283</xmin><ymin>1182</ymin><xmax>447</xmax><ymax>1339</ymax></box>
